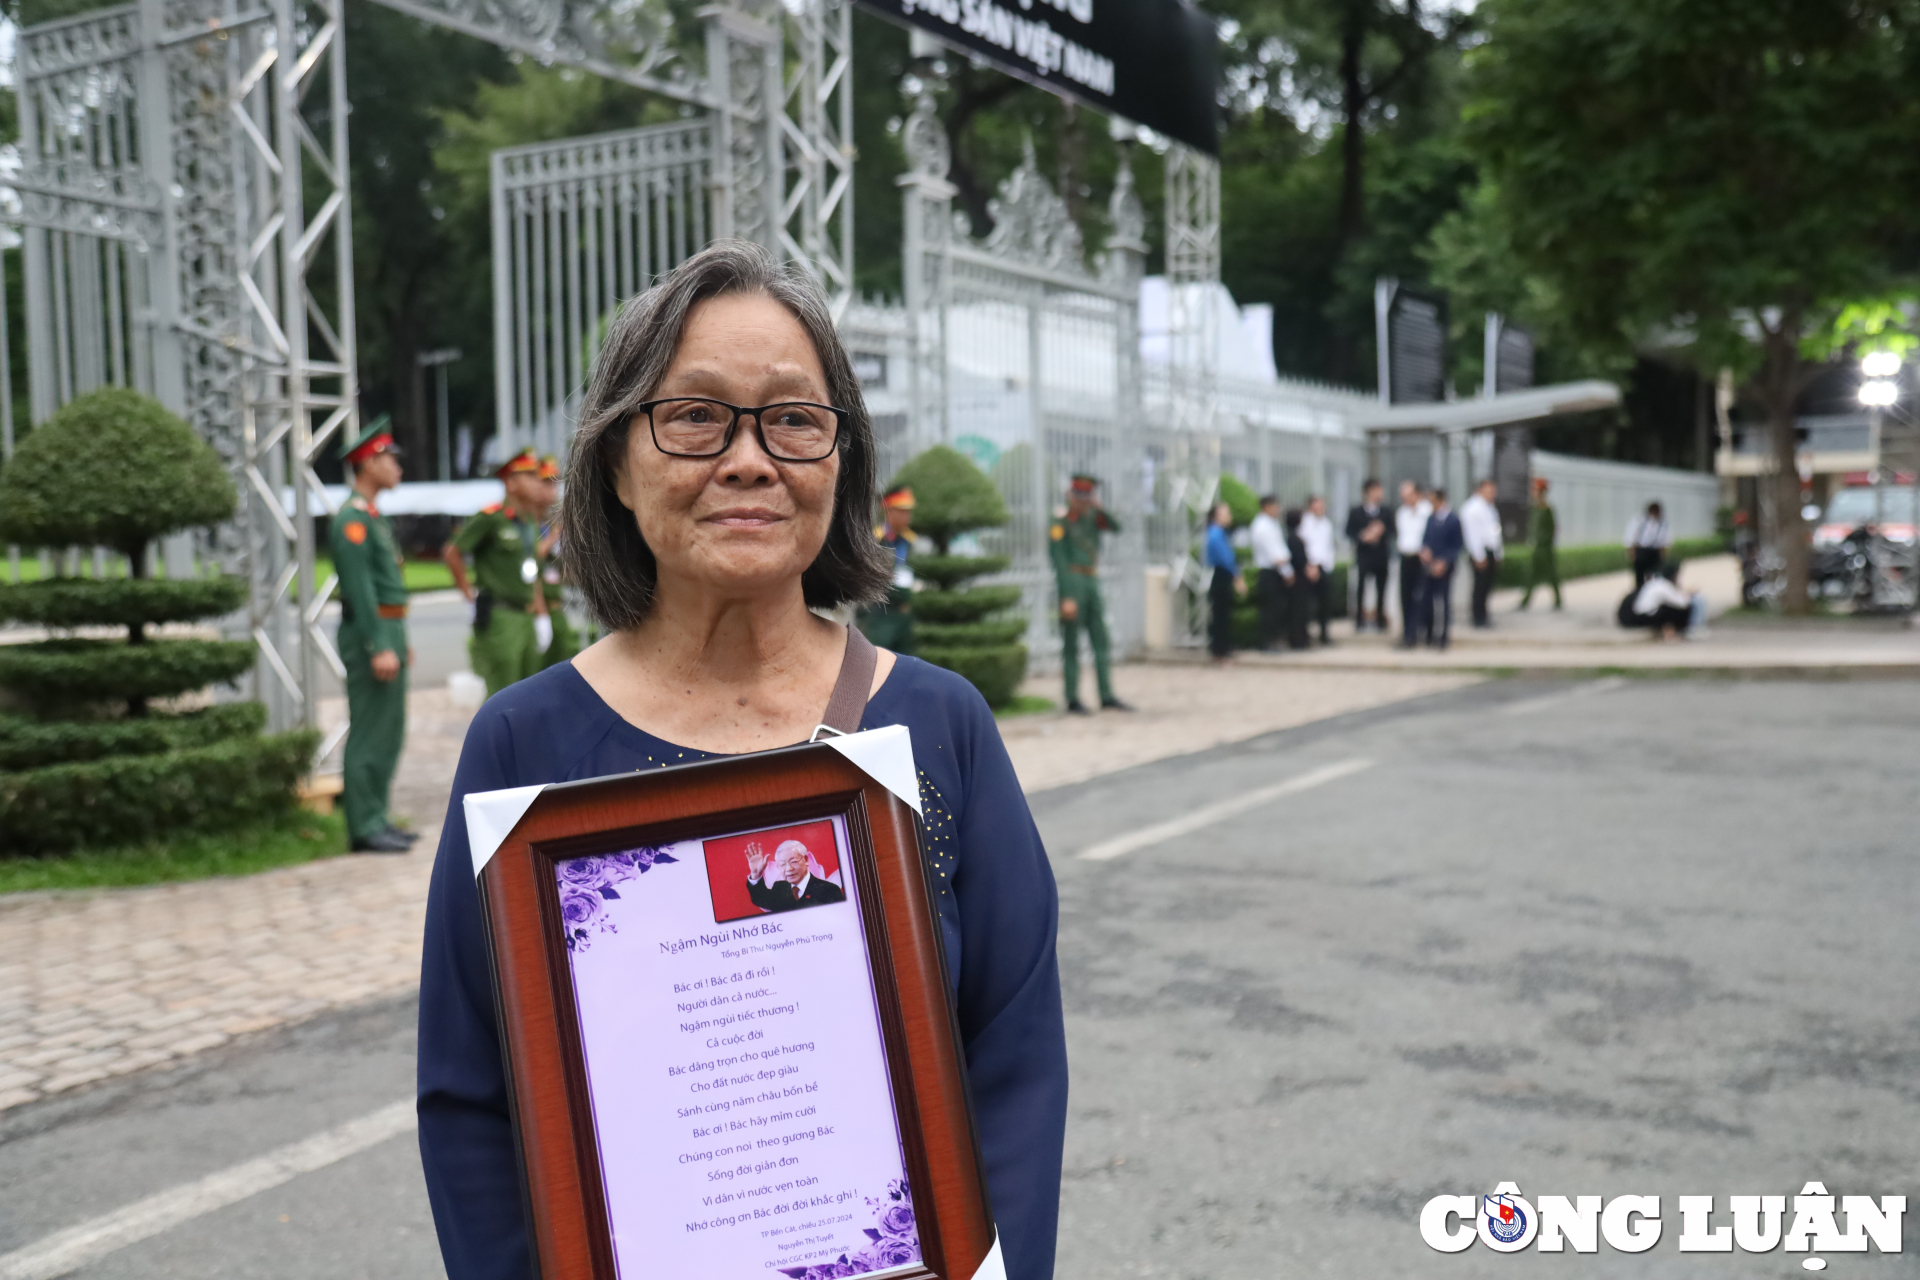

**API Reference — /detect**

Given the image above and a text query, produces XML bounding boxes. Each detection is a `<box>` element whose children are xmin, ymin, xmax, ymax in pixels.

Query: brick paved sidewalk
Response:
<box><xmin>0</xmin><ymin>665</ymin><xmax>1472</xmax><ymax>1111</ymax></box>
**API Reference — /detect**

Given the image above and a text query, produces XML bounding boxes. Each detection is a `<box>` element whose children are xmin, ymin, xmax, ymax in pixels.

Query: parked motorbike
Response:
<box><xmin>1744</xmin><ymin>526</ymin><xmax>1876</xmax><ymax>608</ymax></box>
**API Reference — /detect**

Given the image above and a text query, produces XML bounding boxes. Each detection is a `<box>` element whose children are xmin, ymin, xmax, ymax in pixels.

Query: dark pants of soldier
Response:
<box><xmin>1208</xmin><ymin>567</ymin><xmax>1236</xmax><ymax>658</ymax></box>
<box><xmin>1355</xmin><ymin>555</ymin><xmax>1390</xmax><ymax>630</ymax></box>
<box><xmin>1257</xmin><ymin>568</ymin><xmax>1288</xmax><ymax>650</ymax></box>
<box><xmin>1470</xmin><ymin>554</ymin><xmax>1500</xmax><ymax>627</ymax></box>
<box><xmin>1399</xmin><ymin>554</ymin><xmax>1425</xmax><ymax>646</ymax></box>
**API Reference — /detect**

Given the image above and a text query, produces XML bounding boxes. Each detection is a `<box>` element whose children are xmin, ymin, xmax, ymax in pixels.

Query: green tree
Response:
<box><xmin>343</xmin><ymin>2</ymin><xmax>513</xmax><ymax>464</ymax></box>
<box><xmin>0</xmin><ymin>389</ymin><xmax>315</xmax><ymax>854</ymax></box>
<box><xmin>1210</xmin><ymin>0</ymin><xmax>1477</xmax><ymax>385</ymax></box>
<box><xmin>1218</xmin><ymin>472</ymin><xmax>1260</xmax><ymax>528</ymax></box>
<box><xmin>1459</xmin><ymin>0</ymin><xmax>1920</xmax><ymax>611</ymax></box>
<box><xmin>886</xmin><ymin>446</ymin><xmax>1026</xmax><ymax>707</ymax></box>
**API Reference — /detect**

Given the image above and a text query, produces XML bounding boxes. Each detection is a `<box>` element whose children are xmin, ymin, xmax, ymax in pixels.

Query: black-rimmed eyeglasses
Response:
<box><xmin>637</xmin><ymin>398</ymin><xmax>846</xmax><ymax>462</ymax></box>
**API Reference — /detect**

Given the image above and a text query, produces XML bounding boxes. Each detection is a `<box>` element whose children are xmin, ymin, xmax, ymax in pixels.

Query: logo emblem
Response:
<box><xmin>1485</xmin><ymin>1192</ymin><xmax>1527</xmax><ymax>1244</ymax></box>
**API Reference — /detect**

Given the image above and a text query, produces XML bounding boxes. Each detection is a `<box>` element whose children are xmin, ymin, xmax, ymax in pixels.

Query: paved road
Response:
<box><xmin>4</xmin><ymin>679</ymin><xmax>1917</xmax><ymax>1278</ymax></box>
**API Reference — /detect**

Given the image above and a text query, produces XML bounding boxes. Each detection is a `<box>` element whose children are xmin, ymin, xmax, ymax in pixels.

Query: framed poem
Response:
<box><xmin>469</xmin><ymin>732</ymin><xmax>998</xmax><ymax>1280</ymax></box>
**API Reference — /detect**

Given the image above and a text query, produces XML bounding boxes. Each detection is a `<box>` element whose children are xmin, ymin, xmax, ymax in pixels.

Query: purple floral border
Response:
<box><xmin>555</xmin><ymin>846</ymin><xmax>677</xmax><ymax>952</ymax></box>
<box><xmin>778</xmin><ymin>1178</ymin><xmax>921</xmax><ymax>1280</ymax></box>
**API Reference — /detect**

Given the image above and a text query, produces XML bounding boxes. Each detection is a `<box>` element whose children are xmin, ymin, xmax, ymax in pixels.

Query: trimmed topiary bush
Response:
<box><xmin>1218</xmin><ymin>473</ymin><xmax>1260</xmax><ymax>528</ymax></box>
<box><xmin>0</xmin><ymin>387</ymin><xmax>315</xmax><ymax>855</ymax></box>
<box><xmin>889</xmin><ymin>446</ymin><xmax>1028</xmax><ymax>708</ymax></box>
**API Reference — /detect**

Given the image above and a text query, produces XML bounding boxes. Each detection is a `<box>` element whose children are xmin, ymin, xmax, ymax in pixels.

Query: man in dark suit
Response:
<box><xmin>746</xmin><ymin>839</ymin><xmax>847</xmax><ymax>912</ymax></box>
<box><xmin>1419</xmin><ymin>488</ymin><xmax>1464</xmax><ymax>650</ymax></box>
<box><xmin>1345</xmin><ymin>478</ymin><xmax>1392</xmax><ymax>631</ymax></box>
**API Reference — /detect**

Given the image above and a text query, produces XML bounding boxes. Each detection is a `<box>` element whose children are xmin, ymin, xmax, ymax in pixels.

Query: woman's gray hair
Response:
<box><xmin>560</xmin><ymin>239</ymin><xmax>891</xmax><ymax>631</ymax></box>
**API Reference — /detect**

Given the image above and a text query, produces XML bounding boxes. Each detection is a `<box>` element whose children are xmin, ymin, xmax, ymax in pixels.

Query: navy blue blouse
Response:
<box><xmin>416</xmin><ymin>655</ymin><xmax>1067</xmax><ymax>1280</ymax></box>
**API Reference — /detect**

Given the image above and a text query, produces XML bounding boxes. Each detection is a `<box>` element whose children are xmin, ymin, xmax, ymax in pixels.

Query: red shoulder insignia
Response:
<box><xmin>343</xmin><ymin>521</ymin><xmax>367</xmax><ymax>545</ymax></box>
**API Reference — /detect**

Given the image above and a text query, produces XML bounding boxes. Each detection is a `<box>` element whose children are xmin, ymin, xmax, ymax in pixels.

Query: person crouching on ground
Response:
<box><xmin>1630</xmin><ymin>562</ymin><xmax>1710</xmax><ymax>641</ymax></box>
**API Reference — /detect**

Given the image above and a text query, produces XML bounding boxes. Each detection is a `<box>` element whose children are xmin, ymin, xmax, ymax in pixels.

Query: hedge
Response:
<box><xmin>0</xmin><ymin>638</ymin><xmax>256</xmax><ymax>709</ymax></box>
<box><xmin>913</xmin><ymin>584</ymin><xmax>1024</xmax><ymax>623</ymax></box>
<box><xmin>0</xmin><ymin>728</ymin><xmax>318</xmax><ymax>855</ymax></box>
<box><xmin>0</xmin><ymin>387</ymin><xmax>236</xmax><ymax>555</ymax></box>
<box><xmin>1230</xmin><ymin>563</ymin><xmax>1348</xmax><ymax>648</ymax></box>
<box><xmin>913</xmin><ymin>619</ymin><xmax>1029</xmax><ymax>647</ymax></box>
<box><xmin>909</xmin><ymin>554</ymin><xmax>1010</xmax><ymax>592</ymax></box>
<box><xmin>1497</xmin><ymin>536</ymin><xmax>1729</xmax><ymax>588</ymax></box>
<box><xmin>0</xmin><ymin>576</ymin><xmax>247</xmax><ymax>629</ymax></box>
<box><xmin>0</xmin><ymin>703</ymin><xmax>264</xmax><ymax>769</ymax></box>
<box><xmin>915</xmin><ymin>644</ymin><xmax>1026</xmax><ymax>709</ymax></box>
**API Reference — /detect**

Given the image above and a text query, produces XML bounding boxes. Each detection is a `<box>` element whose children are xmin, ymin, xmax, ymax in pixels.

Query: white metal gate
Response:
<box><xmin>491</xmin><ymin>120</ymin><xmax>715</xmax><ymax>461</ymax></box>
<box><xmin>897</xmin><ymin>89</ymin><xmax>1146</xmax><ymax>670</ymax></box>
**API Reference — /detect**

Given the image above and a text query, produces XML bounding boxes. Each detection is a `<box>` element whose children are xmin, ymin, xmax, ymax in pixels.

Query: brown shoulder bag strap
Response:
<box><xmin>815</xmin><ymin>624</ymin><xmax>877</xmax><ymax>739</ymax></box>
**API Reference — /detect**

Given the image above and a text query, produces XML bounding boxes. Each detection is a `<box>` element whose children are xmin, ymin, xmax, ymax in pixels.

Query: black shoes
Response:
<box><xmin>1066</xmin><ymin>700</ymin><xmax>1093</xmax><ymax>716</ymax></box>
<box><xmin>352</xmin><ymin>827</ymin><xmax>416</xmax><ymax>854</ymax></box>
<box><xmin>1101</xmin><ymin>698</ymin><xmax>1135</xmax><ymax>712</ymax></box>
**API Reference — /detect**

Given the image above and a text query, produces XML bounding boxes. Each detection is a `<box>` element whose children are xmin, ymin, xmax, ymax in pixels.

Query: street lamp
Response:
<box><xmin>417</xmin><ymin>348</ymin><xmax>463</xmax><ymax>481</ymax></box>
<box><xmin>1862</xmin><ymin>350</ymin><xmax>1902</xmax><ymax>379</ymax></box>
<box><xmin>1860</xmin><ymin>379</ymin><xmax>1898</xmax><ymax>407</ymax></box>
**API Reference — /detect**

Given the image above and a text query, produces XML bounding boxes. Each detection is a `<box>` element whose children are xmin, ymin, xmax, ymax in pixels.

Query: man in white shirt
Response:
<box><xmin>1248</xmin><ymin>495</ymin><xmax>1293</xmax><ymax>651</ymax></box>
<box><xmin>1460</xmin><ymin>477</ymin><xmax>1505</xmax><ymax>628</ymax></box>
<box><xmin>1625</xmin><ymin>501</ymin><xmax>1672</xmax><ymax>589</ymax></box>
<box><xmin>1299</xmin><ymin>495</ymin><xmax>1337</xmax><ymax>645</ymax></box>
<box><xmin>1626</xmin><ymin>564</ymin><xmax>1708</xmax><ymax>640</ymax></box>
<box><xmin>1395</xmin><ymin>480</ymin><xmax>1433</xmax><ymax>648</ymax></box>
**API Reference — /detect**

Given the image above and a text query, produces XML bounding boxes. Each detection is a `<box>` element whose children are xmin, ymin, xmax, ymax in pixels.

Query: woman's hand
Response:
<box><xmin>1059</xmin><ymin>597</ymin><xmax>1079</xmax><ymax>622</ymax></box>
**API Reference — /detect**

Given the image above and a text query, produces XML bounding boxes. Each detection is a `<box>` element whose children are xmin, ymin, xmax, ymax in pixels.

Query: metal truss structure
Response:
<box><xmin>16</xmin><ymin>0</ymin><xmax>357</xmax><ymax>748</ymax></box>
<box><xmin>11</xmin><ymin>0</ymin><xmax>856</xmax><ymax>745</ymax></box>
<box><xmin>1159</xmin><ymin>142</ymin><xmax>1222</xmax><ymax>645</ymax></box>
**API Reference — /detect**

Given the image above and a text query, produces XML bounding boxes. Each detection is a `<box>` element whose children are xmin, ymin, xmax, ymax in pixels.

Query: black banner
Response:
<box><xmin>1389</xmin><ymin>292</ymin><xmax>1446</xmax><ymax>405</ymax></box>
<box><xmin>856</xmin><ymin>0</ymin><xmax>1219</xmax><ymax>156</ymax></box>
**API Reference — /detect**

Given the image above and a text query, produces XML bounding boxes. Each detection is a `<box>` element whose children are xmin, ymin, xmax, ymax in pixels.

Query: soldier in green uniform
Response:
<box><xmin>1519</xmin><ymin>476</ymin><xmax>1563</xmax><ymax>609</ymax></box>
<box><xmin>330</xmin><ymin>418</ymin><xmax>416</xmax><ymax>854</ymax></box>
<box><xmin>1050</xmin><ymin>474</ymin><xmax>1133</xmax><ymax>715</ymax></box>
<box><xmin>535</xmin><ymin>453</ymin><xmax>581</xmax><ymax>669</ymax></box>
<box><xmin>444</xmin><ymin>447</ymin><xmax>554</xmax><ymax>696</ymax></box>
<box><xmin>857</xmin><ymin>485</ymin><xmax>917</xmax><ymax>653</ymax></box>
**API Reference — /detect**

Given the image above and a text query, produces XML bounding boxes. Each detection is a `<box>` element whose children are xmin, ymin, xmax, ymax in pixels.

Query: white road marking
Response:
<box><xmin>1496</xmin><ymin>675</ymin><xmax>1627</xmax><ymax>717</ymax></box>
<box><xmin>0</xmin><ymin>1099</ymin><xmax>416</xmax><ymax>1280</ymax></box>
<box><xmin>1077</xmin><ymin>758</ymin><xmax>1374</xmax><ymax>862</ymax></box>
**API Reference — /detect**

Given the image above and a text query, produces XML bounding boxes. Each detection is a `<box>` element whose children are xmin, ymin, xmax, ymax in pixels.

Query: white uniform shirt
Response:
<box><xmin>1460</xmin><ymin>493</ymin><xmax>1504</xmax><ymax>561</ymax></box>
<box><xmin>1633</xmin><ymin>576</ymin><xmax>1692</xmax><ymax>614</ymax></box>
<box><xmin>1249</xmin><ymin>511</ymin><xmax>1291</xmax><ymax>572</ymax></box>
<box><xmin>1626</xmin><ymin>514</ymin><xmax>1672</xmax><ymax>550</ymax></box>
<box><xmin>1395</xmin><ymin>501</ymin><xmax>1432</xmax><ymax>555</ymax></box>
<box><xmin>1299</xmin><ymin>512</ymin><xmax>1336</xmax><ymax>570</ymax></box>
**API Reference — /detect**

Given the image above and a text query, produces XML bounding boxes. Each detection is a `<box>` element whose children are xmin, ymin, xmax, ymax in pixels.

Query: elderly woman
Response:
<box><xmin>416</xmin><ymin>241</ymin><xmax>1066</xmax><ymax>1280</ymax></box>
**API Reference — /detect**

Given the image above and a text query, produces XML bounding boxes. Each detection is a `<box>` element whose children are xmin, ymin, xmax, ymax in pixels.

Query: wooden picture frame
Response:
<box><xmin>475</xmin><ymin>741</ymin><xmax>997</xmax><ymax>1280</ymax></box>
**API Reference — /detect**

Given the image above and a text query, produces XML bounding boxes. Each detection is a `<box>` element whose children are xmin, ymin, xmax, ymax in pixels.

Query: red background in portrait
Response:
<box><xmin>702</xmin><ymin>818</ymin><xmax>842</xmax><ymax>923</ymax></box>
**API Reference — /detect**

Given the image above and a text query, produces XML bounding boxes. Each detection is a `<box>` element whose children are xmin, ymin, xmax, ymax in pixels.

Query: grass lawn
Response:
<box><xmin>315</xmin><ymin>557</ymin><xmax>456</xmax><ymax>593</ymax></box>
<box><xmin>995</xmin><ymin>694</ymin><xmax>1056</xmax><ymax>718</ymax></box>
<box><xmin>0</xmin><ymin>807</ymin><xmax>350</xmax><ymax>894</ymax></box>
